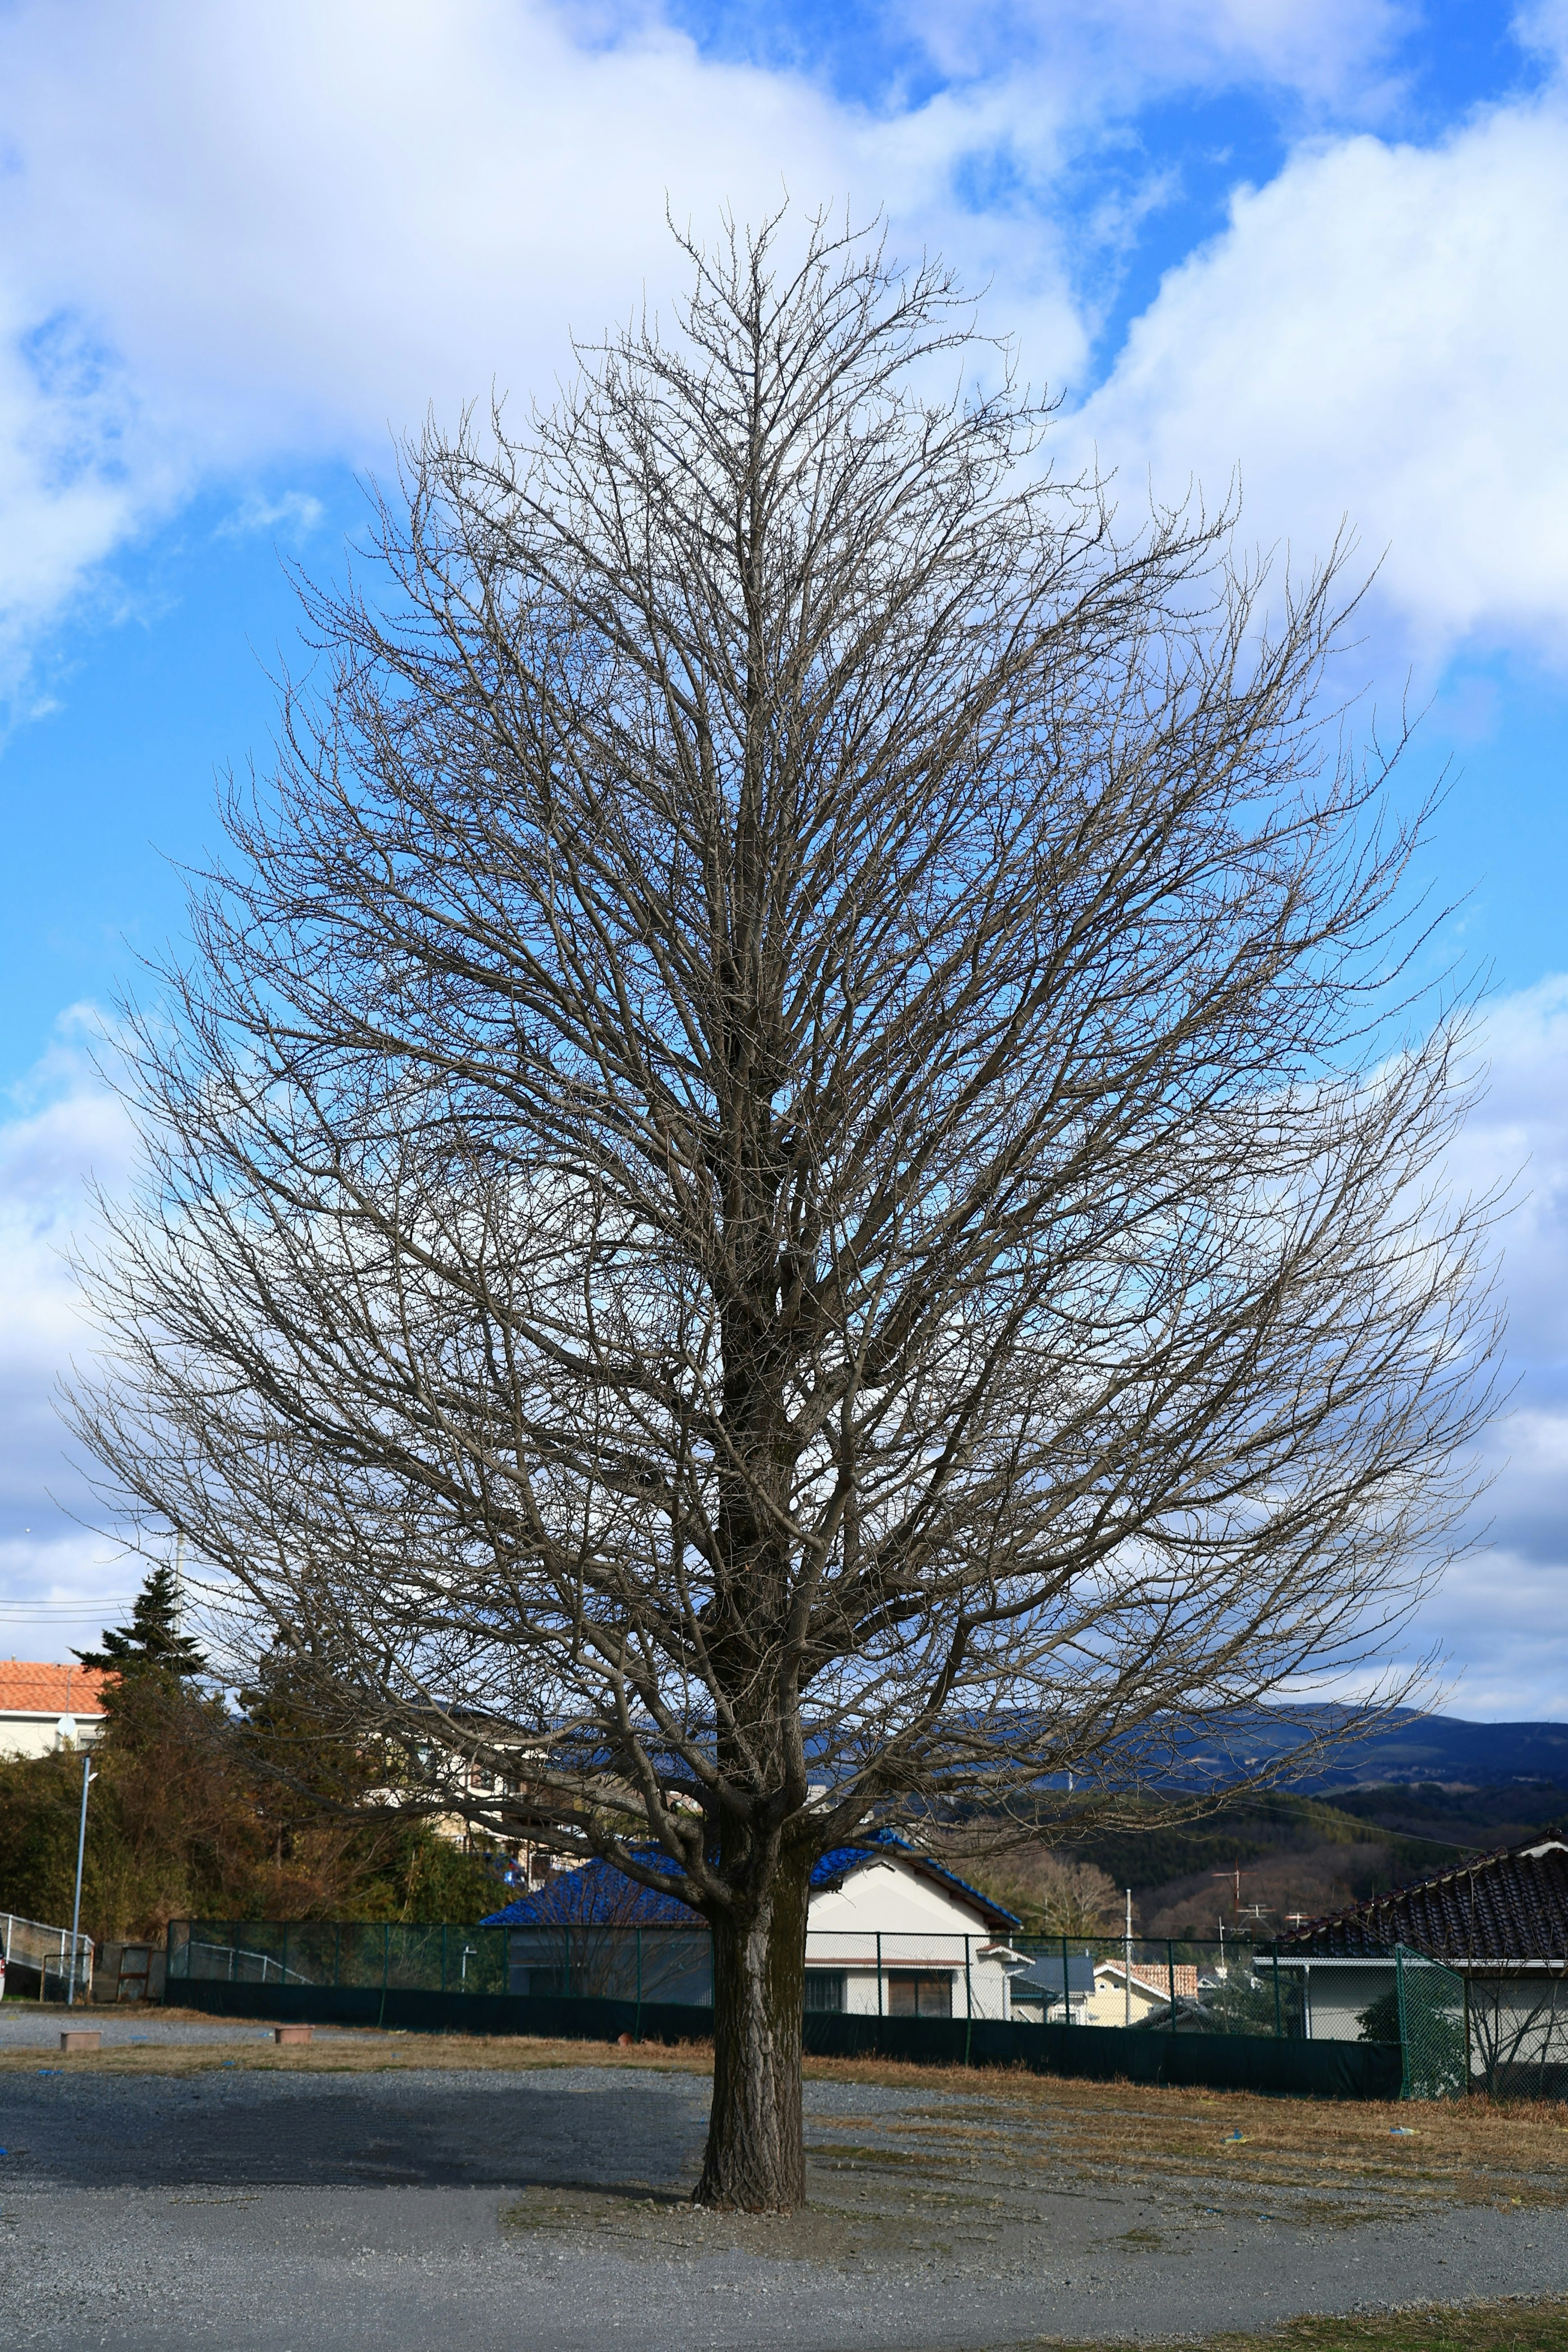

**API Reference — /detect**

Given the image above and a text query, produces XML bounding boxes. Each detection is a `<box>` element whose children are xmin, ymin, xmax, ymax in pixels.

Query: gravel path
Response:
<box><xmin>0</xmin><ymin>2057</ymin><xmax>1561</xmax><ymax>2349</ymax></box>
<box><xmin>0</xmin><ymin>2009</ymin><xmax>377</xmax><ymax>2052</ymax></box>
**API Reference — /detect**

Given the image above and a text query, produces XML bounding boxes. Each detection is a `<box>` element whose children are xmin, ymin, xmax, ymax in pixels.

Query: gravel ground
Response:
<box><xmin>0</xmin><ymin>2008</ymin><xmax>379</xmax><ymax>2052</ymax></box>
<box><xmin>0</xmin><ymin>2054</ymin><xmax>1562</xmax><ymax>2350</ymax></box>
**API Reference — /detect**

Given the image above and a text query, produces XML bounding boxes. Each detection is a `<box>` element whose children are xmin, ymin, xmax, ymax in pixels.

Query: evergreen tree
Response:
<box><xmin>74</xmin><ymin>1561</ymin><xmax>207</xmax><ymax>1681</ymax></box>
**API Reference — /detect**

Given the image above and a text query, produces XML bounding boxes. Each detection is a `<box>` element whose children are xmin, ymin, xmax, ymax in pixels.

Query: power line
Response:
<box><xmin>0</xmin><ymin>1602</ymin><xmax>136</xmax><ymax>1620</ymax></box>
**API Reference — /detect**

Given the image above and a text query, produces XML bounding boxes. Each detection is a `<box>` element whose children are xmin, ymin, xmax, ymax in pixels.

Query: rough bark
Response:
<box><xmin>698</xmin><ymin>1849</ymin><xmax>812</xmax><ymax>2209</ymax></box>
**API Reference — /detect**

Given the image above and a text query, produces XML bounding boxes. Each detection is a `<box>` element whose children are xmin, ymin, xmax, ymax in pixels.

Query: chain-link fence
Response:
<box><xmin>1394</xmin><ymin>1947</ymin><xmax>1468</xmax><ymax>2098</ymax></box>
<box><xmin>166</xmin><ymin>1917</ymin><xmax>1459</xmax><ymax>2091</ymax></box>
<box><xmin>1466</xmin><ymin>1968</ymin><xmax>1568</xmax><ymax>2100</ymax></box>
<box><xmin>1007</xmin><ymin>1935</ymin><xmax>1304</xmax><ymax>2037</ymax></box>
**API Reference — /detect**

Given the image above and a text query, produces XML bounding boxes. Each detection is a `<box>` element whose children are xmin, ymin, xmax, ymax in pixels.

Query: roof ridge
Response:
<box><xmin>1276</xmin><ymin>1822</ymin><xmax>1568</xmax><ymax>1951</ymax></box>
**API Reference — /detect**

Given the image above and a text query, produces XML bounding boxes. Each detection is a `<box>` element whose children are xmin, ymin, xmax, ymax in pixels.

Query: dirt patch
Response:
<box><xmin>499</xmin><ymin>2178</ymin><xmax>967</xmax><ymax>2267</ymax></box>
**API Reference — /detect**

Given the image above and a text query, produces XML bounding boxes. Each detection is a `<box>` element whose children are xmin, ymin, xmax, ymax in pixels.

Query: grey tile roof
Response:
<box><xmin>1273</xmin><ymin>1831</ymin><xmax>1568</xmax><ymax>1964</ymax></box>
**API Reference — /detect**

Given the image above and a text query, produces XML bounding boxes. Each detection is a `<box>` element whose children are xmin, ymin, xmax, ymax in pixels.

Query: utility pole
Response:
<box><xmin>67</xmin><ymin>1750</ymin><xmax>96</xmax><ymax>2007</ymax></box>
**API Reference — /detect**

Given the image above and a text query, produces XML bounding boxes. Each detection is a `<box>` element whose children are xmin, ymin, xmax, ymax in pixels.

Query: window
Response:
<box><xmin>804</xmin><ymin>1971</ymin><xmax>845</xmax><ymax>2013</ymax></box>
<box><xmin>887</xmin><ymin>1972</ymin><xmax>953</xmax><ymax>2019</ymax></box>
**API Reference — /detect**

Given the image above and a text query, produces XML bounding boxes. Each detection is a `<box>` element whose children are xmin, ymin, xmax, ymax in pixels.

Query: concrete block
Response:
<box><xmin>273</xmin><ymin>2024</ymin><xmax>313</xmax><ymax>2044</ymax></box>
<box><xmin>60</xmin><ymin>2029</ymin><xmax>101</xmax><ymax>2052</ymax></box>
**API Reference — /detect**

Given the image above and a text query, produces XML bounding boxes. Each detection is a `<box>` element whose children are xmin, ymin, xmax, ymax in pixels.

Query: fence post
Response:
<box><xmin>1395</xmin><ymin>1946</ymin><xmax>1409</xmax><ymax>2100</ymax></box>
<box><xmin>1062</xmin><ymin>1935</ymin><xmax>1071</xmax><ymax>2025</ymax></box>
<box><xmin>281</xmin><ymin>1922</ymin><xmax>289</xmax><ymax>1989</ymax></box>
<box><xmin>635</xmin><ymin>1927</ymin><xmax>642</xmax><ymax>2045</ymax></box>
<box><xmin>1463</xmin><ymin>1974</ymin><xmax>1472</xmax><ymax>2096</ymax></box>
<box><xmin>1169</xmin><ymin>1940</ymin><xmax>1177</xmax><ymax>2038</ymax></box>
<box><xmin>963</xmin><ymin>1937</ymin><xmax>973</xmax><ymax>2066</ymax></box>
<box><xmin>441</xmin><ymin>1924</ymin><xmax>447</xmax><ymax>1995</ymax></box>
<box><xmin>333</xmin><ymin>1922</ymin><xmax>341</xmax><ymax>1989</ymax></box>
<box><xmin>876</xmin><ymin>1933</ymin><xmax>883</xmax><ymax>2019</ymax></box>
<box><xmin>1272</xmin><ymin>1939</ymin><xmax>1282</xmax><ymax>2039</ymax></box>
<box><xmin>378</xmin><ymin>1921</ymin><xmax>390</xmax><ymax>2030</ymax></box>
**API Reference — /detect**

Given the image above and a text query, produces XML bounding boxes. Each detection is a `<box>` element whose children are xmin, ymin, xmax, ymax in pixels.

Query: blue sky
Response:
<box><xmin>1</xmin><ymin>0</ymin><xmax>1566</xmax><ymax>1716</ymax></box>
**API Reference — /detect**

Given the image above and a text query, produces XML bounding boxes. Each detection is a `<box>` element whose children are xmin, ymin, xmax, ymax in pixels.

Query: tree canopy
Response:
<box><xmin>74</xmin><ymin>1561</ymin><xmax>207</xmax><ymax>1687</ymax></box>
<box><xmin>68</xmin><ymin>212</ymin><xmax>1499</xmax><ymax>2206</ymax></box>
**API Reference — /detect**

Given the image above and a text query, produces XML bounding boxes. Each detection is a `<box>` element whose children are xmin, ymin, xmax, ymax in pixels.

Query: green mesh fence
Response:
<box><xmin>1394</xmin><ymin>1945</ymin><xmax>1468</xmax><ymax>2100</ymax></box>
<box><xmin>167</xmin><ymin>1919</ymin><xmax>508</xmax><ymax>1996</ymax></box>
<box><xmin>1008</xmin><ymin>1935</ymin><xmax>1309</xmax><ymax>2038</ymax></box>
<box><xmin>164</xmin><ymin>1919</ymin><xmax>1469</xmax><ymax>2097</ymax></box>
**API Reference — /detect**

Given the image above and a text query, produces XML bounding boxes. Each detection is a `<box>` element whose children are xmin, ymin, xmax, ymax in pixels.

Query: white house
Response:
<box><xmin>803</xmin><ymin>1838</ymin><xmax>1024</xmax><ymax>2018</ymax></box>
<box><xmin>0</xmin><ymin>1661</ymin><xmax>111</xmax><ymax>1760</ymax></box>
<box><xmin>487</xmin><ymin>1831</ymin><xmax>1026</xmax><ymax>2017</ymax></box>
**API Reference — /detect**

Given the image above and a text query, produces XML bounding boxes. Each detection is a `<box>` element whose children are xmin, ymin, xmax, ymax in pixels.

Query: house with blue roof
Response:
<box><xmin>483</xmin><ymin>1830</ymin><xmax>1027</xmax><ymax>2019</ymax></box>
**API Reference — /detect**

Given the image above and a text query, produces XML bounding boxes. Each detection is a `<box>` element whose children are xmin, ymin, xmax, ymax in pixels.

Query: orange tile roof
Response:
<box><xmin>1096</xmin><ymin>1959</ymin><xmax>1201</xmax><ymax>1999</ymax></box>
<box><xmin>0</xmin><ymin>1660</ymin><xmax>114</xmax><ymax>1716</ymax></box>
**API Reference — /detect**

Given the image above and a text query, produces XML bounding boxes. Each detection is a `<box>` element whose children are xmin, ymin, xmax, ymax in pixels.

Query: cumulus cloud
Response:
<box><xmin>0</xmin><ymin>0</ymin><xmax>1069</xmax><ymax>677</ymax></box>
<box><xmin>902</xmin><ymin>0</ymin><xmax>1411</xmax><ymax>115</ymax></box>
<box><xmin>0</xmin><ymin>0</ymin><xmax>1472</xmax><ymax>687</ymax></box>
<box><xmin>0</xmin><ymin>1015</ymin><xmax>138</xmax><ymax>1660</ymax></box>
<box><xmin>1395</xmin><ymin>977</ymin><xmax>1568</xmax><ymax>1716</ymax></box>
<box><xmin>1076</xmin><ymin>83</ymin><xmax>1568</xmax><ymax>662</ymax></box>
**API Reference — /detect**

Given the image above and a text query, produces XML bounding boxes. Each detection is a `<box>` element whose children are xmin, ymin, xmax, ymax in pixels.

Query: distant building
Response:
<box><xmin>1010</xmin><ymin>1951</ymin><xmax>1200</xmax><ymax>2025</ymax></box>
<box><xmin>0</xmin><ymin>1660</ymin><xmax>112</xmax><ymax>1759</ymax></box>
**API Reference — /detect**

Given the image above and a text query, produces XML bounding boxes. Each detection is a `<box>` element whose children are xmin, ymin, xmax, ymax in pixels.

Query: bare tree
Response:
<box><xmin>68</xmin><ymin>212</ymin><xmax>1498</xmax><ymax>2210</ymax></box>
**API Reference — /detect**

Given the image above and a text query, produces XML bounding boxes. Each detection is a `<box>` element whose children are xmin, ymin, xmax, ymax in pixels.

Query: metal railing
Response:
<box><xmin>167</xmin><ymin>1919</ymin><xmax>510</xmax><ymax>1997</ymax></box>
<box><xmin>1</xmin><ymin>1908</ymin><xmax>94</xmax><ymax>2001</ymax></box>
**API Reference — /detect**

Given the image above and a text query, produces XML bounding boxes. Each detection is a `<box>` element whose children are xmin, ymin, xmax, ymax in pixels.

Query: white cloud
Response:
<box><xmin>0</xmin><ymin>0</ymin><xmax>1446</xmax><ymax>690</ymax></box>
<box><xmin>905</xmin><ymin>0</ymin><xmax>1412</xmax><ymax>116</ymax></box>
<box><xmin>1076</xmin><ymin>86</ymin><xmax>1568</xmax><ymax>662</ymax></box>
<box><xmin>215</xmin><ymin>490</ymin><xmax>325</xmax><ymax>542</ymax></box>
<box><xmin>1393</xmin><ymin>976</ymin><xmax>1568</xmax><ymax>1717</ymax></box>
<box><xmin>0</xmin><ymin>1014</ymin><xmax>140</xmax><ymax>1659</ymax></box>
<box><xmin>0</xmin><ymin>2</ymin><xmax>1064</xmax><ymax>673</ymax></box>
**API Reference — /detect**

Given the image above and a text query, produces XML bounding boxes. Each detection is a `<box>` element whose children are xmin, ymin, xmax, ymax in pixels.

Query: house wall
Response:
<box><xmin>1466</xmin><ymin>1972</ymin><xmax>1568</xmax><ymax>2083</ymax></box>
<box><xmin>1082</xmin><ymin>1973</ymin><xmax>1167</xmax><ymax>2028</ymax></box>
<box><xmin>0</xmin><ymin>1710</ymin><xmax>105</xmax><ymax>1761</ymax></box>
<box><xmin>804</xmin><ymin>1859</ymin><xmax>1014</xmax><ymax>2019</ymax></box>
<box><xmin>1271</xmin><ymin>1958</ymin><xmax>1390</xmax><ymax>2041</ymax></box>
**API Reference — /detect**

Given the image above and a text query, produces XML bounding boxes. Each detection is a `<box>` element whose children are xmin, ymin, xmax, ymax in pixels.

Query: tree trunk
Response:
<box><xmin>695</xmin><ymin>1848</ymin><xmax>811</xmax><ymax>2209</ymax></box>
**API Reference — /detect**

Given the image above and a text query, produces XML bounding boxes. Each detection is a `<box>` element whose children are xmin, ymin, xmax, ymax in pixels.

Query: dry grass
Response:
<box><xmin>801</xmin><ymin>2054</ymin><xmax>1568</xmax><ymax>2218</ymax></box>
<box><xmin>0</xmin><ymin>2013</ymin><xmax>712</xmax><ymax>2081</ymax></box>
<box><xmin>1043</xmin><ymin>2299</ymin><xmax>1568</xmax><ymax>2351</ymax></box>
<box><xmin>11</xmin><ymin>2020</ymin><xmax>1568</xmax><ymax>2216</ymax></box>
